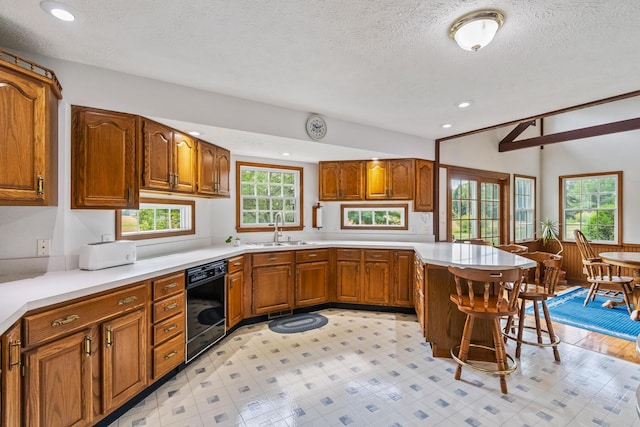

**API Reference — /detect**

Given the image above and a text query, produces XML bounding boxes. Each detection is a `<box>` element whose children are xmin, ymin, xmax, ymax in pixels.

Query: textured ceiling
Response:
<box><xmin>1</xmin><ymin>0</ymin><xmax>639</xmax><ymax>145</ymax></box>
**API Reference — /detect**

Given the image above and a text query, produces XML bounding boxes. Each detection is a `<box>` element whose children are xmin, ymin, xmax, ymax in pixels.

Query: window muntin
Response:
<box><xmin>116</xmin><ymin>198</ymin><xmax>195</xmax><ymax>240</ymax></box>
<box><xmin>341</xmin><ymin>204</ymin><xmax>408</xmax><ymax>230</ymax></box>
<box><xmin>562</xmin><ymin>172</ymin><xmax>621</xmax><ymax>243</ymax></box>
<box><xmin>514</xmin><ymin>175</ymin><xmax>536</xmax><ymax>242</ymax></box>
<box><xmin>237</xmin><ymin>162</ymin><xmax>303</xmax><ymax>231</ymax></box>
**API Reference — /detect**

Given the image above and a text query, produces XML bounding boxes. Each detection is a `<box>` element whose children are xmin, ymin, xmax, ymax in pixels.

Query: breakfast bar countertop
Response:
<box><xmin>0</xmin><ymin>241</ymin><xmax>535</xmax><ymax>335</ymax></box>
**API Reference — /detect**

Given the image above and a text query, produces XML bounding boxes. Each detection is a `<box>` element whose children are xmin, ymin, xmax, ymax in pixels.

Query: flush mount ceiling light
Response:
<box><xmin>187</xmin><ymin>130</ymin><xmax>201</xmax><ymax>136</ymax></box>
<box><xmin>441</xmin><ymin>123</ymin><xmax>453</xmax><ymax>129</ymax></box>
<box><xmin>40</xmin><ymin>1</ymin><xmax>77</xmax><ymax>22</ymax></box>
<box><xmin>449</xmin><ymin>9</ymin><xmax>504</xmax><ymax>52</ymax></box>
<box><xmin>457</xmin><ymin>100</ymin><xmax>472</xmax><ymax>108</ymax></box>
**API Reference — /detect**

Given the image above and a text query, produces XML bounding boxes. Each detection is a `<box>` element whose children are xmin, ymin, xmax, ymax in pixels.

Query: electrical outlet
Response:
<box><xmin>37</xmin><ymin>239</ymin><xmax>50</xmax><ymax>257</ymax></box>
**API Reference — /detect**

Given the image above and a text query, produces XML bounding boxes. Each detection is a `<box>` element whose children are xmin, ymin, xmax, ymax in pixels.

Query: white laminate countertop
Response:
<box><xmin>0</xmin><ymin>241</ymin><xmax>535</xmax><ymax>335</ymax></box>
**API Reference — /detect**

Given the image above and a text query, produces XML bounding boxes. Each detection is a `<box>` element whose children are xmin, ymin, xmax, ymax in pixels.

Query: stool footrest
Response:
<box><xmin>451</xmin><ymin>344</ymin><xmax>517</xmax><ymax>375</ymax></box>
<box><xmin>503</xmin><ymin>325</ymin><xmax>561</xmax><ymax>348</ymax></box>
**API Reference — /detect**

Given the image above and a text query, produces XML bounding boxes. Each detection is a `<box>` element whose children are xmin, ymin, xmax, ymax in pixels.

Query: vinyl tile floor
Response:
<box><xmin>110</xmin><ymin>308</ymin><xmax>640</xmax><ymax>427</ymax></box>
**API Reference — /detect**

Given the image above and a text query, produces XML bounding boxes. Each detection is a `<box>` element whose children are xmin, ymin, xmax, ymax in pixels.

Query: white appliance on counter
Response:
<box><xmin>79</xmin><ymin>240</ymin><xmax>136</xmax><ymax>270</ymax></box>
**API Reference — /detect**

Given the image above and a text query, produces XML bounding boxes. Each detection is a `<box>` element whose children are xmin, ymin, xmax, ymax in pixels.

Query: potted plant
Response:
<box><xmin>225</xmin><ymin>235</ymin><xmax>241</xmax><ymax>246</ymax></box>
<box><xmin>539</xmin><ymin>219</ymin><xmax>563</xmax><ymax>255</ymax></box>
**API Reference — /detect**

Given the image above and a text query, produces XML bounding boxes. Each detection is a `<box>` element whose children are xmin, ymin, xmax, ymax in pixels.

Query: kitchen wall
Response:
<box><xmin>0</xmin><ymin>49</ymin><xmax>436</xmax><ymax>277</ymax></box>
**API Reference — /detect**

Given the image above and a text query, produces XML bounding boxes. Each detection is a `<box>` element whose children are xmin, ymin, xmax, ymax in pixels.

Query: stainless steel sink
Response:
<box><xmin>248</xmin><ymin>241</ymin><xmax>312</xmax><ymax>247</ymax></box>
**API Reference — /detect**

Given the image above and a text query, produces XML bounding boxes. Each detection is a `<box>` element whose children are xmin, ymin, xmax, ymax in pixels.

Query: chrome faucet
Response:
<box><xmin>273</xmin><ymin>212</ymin><xmax>285</xmax><ymax>243</ymax></box>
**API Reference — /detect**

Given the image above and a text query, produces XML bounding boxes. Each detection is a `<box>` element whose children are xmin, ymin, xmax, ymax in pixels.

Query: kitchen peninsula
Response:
<box><xmin>0</xmin><ymin>241</ymin><xmax>534</xmax><ymax>427</ymax></box>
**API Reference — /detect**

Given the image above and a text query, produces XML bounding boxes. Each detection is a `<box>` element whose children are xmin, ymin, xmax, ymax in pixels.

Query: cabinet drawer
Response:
<box><xmin>337</xmin><ymin>248</ymin><xmax>361</xmax><ymax>261</ymax></box>
<box><xmin>252</xmin><ymin>251</ymin><xmax>294</xmax><ymax>267</ymax></box>
<box><xmin>153</xmin><ymin>293</ymin><xmax>185</xmax><ymax>323</ymax></box>
<box><xmin>152</xmin><ymin>272</ymin><xmax>185</xmax><ymax>300</ymax></box>
<box><xmin>153</xmin><ymin>313</ymin><xmax>185</xmax><ymax>345</ymax></box>
<box><xmin>23</xmin><ymin>283</ymin><xmax>147</xmax><ymax>347</ymax></box>
<box><xmin>153</xmin><ymin>333</ymin><xmax>185</xmax><ymax>379</ymax></box>
<box><xmin>227</xmin><ymin>256</ymin><xmax>244</xmax><ymax>273</ymax></box>
<box><xmin>296</xmin><ymin>249</ymin><xmax>329</xmax><ymax>263</ymax></box>
<box><xmin>364</xmin><ymin>249</ymin><xmax>391</xmax><ymax>262</ymax></box>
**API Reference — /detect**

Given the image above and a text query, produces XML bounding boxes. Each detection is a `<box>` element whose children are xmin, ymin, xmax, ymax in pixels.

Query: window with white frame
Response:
<box><xmin>341</xmin><ymin>204</ymin><xmax>408</xmax><ymax>230</ymax></box>
<box><xmin>561</xmin><ymin>172</ymin><xmax>621</xmax><ymax>244</ymax></box>
<box><xmin>514</xmin><ymin>175</ymin><xmax>536</xmax><ymax>242</ymax></box>
<box><xmin>237</xmin><ymin>162</ymin><xmax>303</xmax><ymax>231</ymax></box>
<box><xmin>116</xmin><ymin>198</ymin><xmax>195</xmax><ymax>240</ymax></box>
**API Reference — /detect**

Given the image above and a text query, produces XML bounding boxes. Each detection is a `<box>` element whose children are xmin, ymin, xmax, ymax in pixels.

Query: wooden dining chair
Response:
<box><xmin>453</xmin><ymin>238</ymin><xmax>493</xmax><ymax>246</ymax></box>
<box><xmin>495</xmin><ymin>243</ymin><xmax>528</xmax><ymax>254</ymax></box>
<box><xmin>574</xmin><ymin>230</ymin><xmax>634</xmax><ymax>313</ymax></box>
<box><xmin>448</xmin><ymin>266</ymin><xmax>523</xmax><ymax>394</ymax></box>
<box><xmin>503</xmin><ymin>252</ymin><xmax>563</xmax><ymax>362</ymax></box>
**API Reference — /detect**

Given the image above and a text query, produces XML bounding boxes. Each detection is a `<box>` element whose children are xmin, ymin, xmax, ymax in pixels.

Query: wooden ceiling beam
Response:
<box><xmin>498</xmin><ymin>117</ymin><xmax>640</xmax><ymax>152</ymax></box>
<box><xmin>498</xmin><ymin>120</ymin><xmax>536</xmax><ymax>146</ymax></box>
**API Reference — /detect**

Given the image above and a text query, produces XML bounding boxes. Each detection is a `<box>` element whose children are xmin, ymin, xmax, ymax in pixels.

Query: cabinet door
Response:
<box><xmin>296</xmin><ymin>261</ymin><xmax>329</xmax><ymax>306</ymax></box>
<box><xmin>172</xmin><ymin>131</ymin><xmax>197</xmax><ymax>193</ymax></box>
<box><xmin>365</xmin><ymin>160</ymin><xmax>388</xmax><ymax>199</ymax></box>
<box><xmin>1</xmin><ymin>322</ymin><xmax>22</xmax><ymax>427</ymax></box>
<box><xmin>362</xmin><ymin>261</ymin><xmax>390</xmax><ymax>304</ymax></box>
<box><xmin>388</xmin><ymin>159</ymin><xmax>414</xmax><ymax>200</ymax></box>
<box><xmin>391</xmin><ymin>251</ymin><xmax>413</xmax><ymax>307</ymax></box>
<box><xmin>0</xmin><ymin>67</ymin><xmax>52</xmax><ymax>205</ymax></box>
<box><xmin>336</xmin><ymin>260</ymin><xmax>361</xmax><ymax>302</ymax></box>
<box><xmin>414</xmin><ymin>258</ymin><xmax>425</xmax><ymax>335</ymax></box>
<box><xmin>319</xmin><ymin>161</ymin><xmax>341</xmax><ymax>200</ymax></box>
<box><xmin>102</xmin><ymin>309</ymin><xmax>147</xmax><ymax>414</ymax></box>
<box><xmin>71</xmin><ymin>107</ymin><xmax>139</xmax><ymax>209</ymax></box>
<box><xmin>252</xmin><ymin>265</ymin><xmax>294</xmax><ymax>315</ymax></box>
<box><xmin>24</xmin><ymin>329</ymin><xmax>95</xmax><ymax>427</ymax></box>
<box><xmin>340</xmin><ymin>161</ymin><xmax>365</xmax><ymax>200</ymax></box>
<box><xmin>227</xmin><ymin>270</ymin><xmax>244</xmax><ymax>328</ymax></box>
<box><xmin>197</xmin><ymin>140</ymin><xmax>216</xmax><ymax>195</ymax></box>
<box><xmin>414</xmin><ymin>159</ymin><xmax>434</xmax><ymax>211</ymax></box>
<box><xmin>141</xmin><ymin>119</ymin><xmax>173</xmax><ymax>191</ymax></box>
<box><xmin>214</xmin><ymin>146</ymin><xmax>231</xmax><ymax>197</ymax></box>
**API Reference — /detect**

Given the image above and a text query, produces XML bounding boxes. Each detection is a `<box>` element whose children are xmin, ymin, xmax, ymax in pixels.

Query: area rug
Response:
<box><xmin>526</xmin><ymin>287</ymin><xmax>640</xmax><ymax>342</ymax></box>
<box><xmin>268</xmin><ymin>312</ymin><xmax>328</xmax><ymax>334</ymax></box>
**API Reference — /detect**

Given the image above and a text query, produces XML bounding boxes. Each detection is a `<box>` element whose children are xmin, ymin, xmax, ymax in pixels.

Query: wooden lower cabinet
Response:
<box><xmin>336</xmin><ymin>260</ymin><xmax>361</xmax><ymax>302</ymax></box>
<box><xmin>391</xmin><ymin>251</ymin><xmax>413</xmax><ymax>307</ymax></box>
<box><xmin>252</xmin><ymin>252</ymin><xmax>294</xmax><ymax>315</ymax></box>
<box><xmin>295</xmin><ymin>249</ymin><xmax>329</xmax><ymax>307</ymax></box>
<box><xmin>227</xmin><ymin>255</ymin><xmax>245</xmax><ymax>328</ymax></box>
<box><xmin>414</xmin><ymin>256</ymin><xmax>426</xmax><ymax>335</ymax></box>
<box><xmin>101</xmin><ymin>309</ymin><xmax>147</xmax><ymax>414</ymax></box>
<box><xmin>24</xmin><ymin>329</ymin><xmax>96</xmax><ymax>427</ymax></box>
<box><xmin>362</xmin><ymin>250</ymin><xmax>391</xmax><ymax>305</ymax></box>
<box><xmin>1</xmin><ymin>322</ymin><xmax>22</xmax><ymax>427</ymax></box>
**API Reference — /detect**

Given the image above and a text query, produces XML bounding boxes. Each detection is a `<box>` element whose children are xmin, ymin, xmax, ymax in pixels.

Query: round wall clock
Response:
<box><xmin>306</xmin><ymin>114</ymin><xmax>327</xmax><ymax>140</ymax></box>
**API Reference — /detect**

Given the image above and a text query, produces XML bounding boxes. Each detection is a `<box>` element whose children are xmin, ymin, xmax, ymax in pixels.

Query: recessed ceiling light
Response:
<box><xmin>457</xmin><ymin>101</ymin><xmax>472</xmax><ymax>108</ymax></box>
<box><xmin>187</xmin><ymin>130</ymin><xmax>201</xmax><ymax>136</ymax></box>
<box><xmin>40</xmin><ymin>1</ymin><xmax>76</xmax><ymax>22</ymax></box>
<box><xmin>442</xmin><ymin>123</ymin><xmax>453</xmax><ymax>129</ymax></box>
<box><xmin>282</xmin><ymin>152</ymin><xmax>291</xmax><ymax>156</ymax></box>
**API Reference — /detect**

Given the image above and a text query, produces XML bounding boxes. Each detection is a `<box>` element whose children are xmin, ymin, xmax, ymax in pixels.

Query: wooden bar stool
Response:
<box><xmin>503</xmin><ymin>252</ymin><xmax>563</xmax><ymax>362</ymax></box>
<box><xmin>448</xmin><ymin>266</ymin><xmax>523</xmax><ymax>394</ymax></box>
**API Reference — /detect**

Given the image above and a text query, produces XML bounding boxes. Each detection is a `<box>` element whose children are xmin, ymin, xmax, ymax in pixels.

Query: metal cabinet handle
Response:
<box><xmin>164</xmin><ymin>350</ymin><xmax>178</xmax><ymax>360</ymax></box>
<box><xmin>308</xmin><ymin>253</ymin><xmax>318</xmax><ymax>258</ymax></box>
<box><xmin>37</xmin><ymin>175</ymin><xmax>44</xmax><ymax>195</ymax></box>
<box><xmin>371</xmin><ymin>254</ymin><xmax>382</xmax><ymax>258</ymax></box>
<box><xmin>164</xmin><ymin>282</ymin><xmax>178</xmax><ymax>290</ymax></box>
<box><xmin>268</xmin><ymin>256</ymin><xmax>277</xmax><ymax>261</ymax></box>
<box><xmin>8</xmin><ymin>340</ymin><xmax>21</xmax><ymax>370</ymax></box>
<box><xmin>164</xmin><ymin>302</ymin><xmax>179</xmax><ymax>311</ymax></box>
<box><xmin>233</xmin><ymin>262</ymin><xmax>241</xmax><ymax>266</ymax></box>
<box><xmin>106</xmin><ymin>327</ymin><xmax>113</xmax><ymax>347</ymax></box>
<box><xmin>118</xmin><ymin>296</ymin><xmax>138</xmax><ymax>305</ymax></box>
<box><xmin>127</xmin><ymin>187</ymin><xmax>132</xmax><ymax>204</ymax></box>
<box><xmin>163</xmin><ymin>324</ymin><xmax>178</xmax><ymax>333</ymax></box>
<box><xmin>51</xmin><ymin>314</ymin><xmax>79</xmax><ymax>327</ymax></box>
<box><xmin>85</xmin><ymin>336</ymin><xmax>92</xmax><ymax>356</ymax></box>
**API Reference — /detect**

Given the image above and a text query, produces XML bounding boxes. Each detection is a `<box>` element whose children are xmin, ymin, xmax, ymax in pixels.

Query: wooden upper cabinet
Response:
<box><xmin>366</xmin><ymin>159</ymin><xmax>414</xmax><ymax>200</ymax></box>
<box><xmin>71</xmin><ymin>106</ymin><xmax>139</xmax><ymax>209</ymax></box>
<box><xmin>172</xmin><ymin>131</ymin><xmax>196</xmax><ymax>193</ymax></box>
<box><xmin>0</xmin><ymin>54</ymin><xmax>61</xmax><ymax>206</ymax></box>
<box><xmin>141</xmin><ymin>120</ymin><xmax>196</xmax><ymax>194</ymax></box>
<box><xmin>414</xmin><ymin>159</ymin><xmax>434</xmax><ymax>211</ymax></box>
<box><xmin>319</xmin><ymin>160</ymin><xmax>364</xmax><ymax>201</ymax></box>
<box><xmin>141</xmin><ymin>119</ymin><xmax>172</xmax><ymax>191</ymax></box>
<box><xmin>197</xmin><ymin>140</ymin><xmax>230</xmax><ymax>197</ymax></box>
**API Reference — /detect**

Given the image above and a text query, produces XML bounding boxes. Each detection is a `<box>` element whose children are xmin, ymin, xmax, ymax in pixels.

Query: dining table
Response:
<box><xmin>599</xmin><ymin>251</ymin><xmax>640</xmax><ymax>321</ymax></box>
